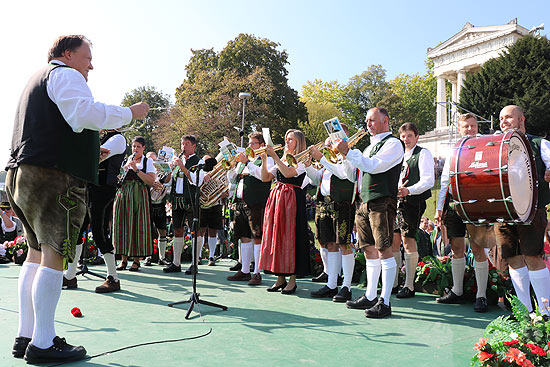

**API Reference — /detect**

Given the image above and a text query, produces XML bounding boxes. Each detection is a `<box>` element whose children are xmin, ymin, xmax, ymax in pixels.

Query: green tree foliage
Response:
<box><xmin>342</xmin><ymin>65</ymin><xmax>392</xmax><ymax>127</ymax></box>
<box><xmin>460</xmin><ymin>35</ymin><xmax>550</xmax><ymax>137</ymax></box>
<box><xmin>172</xmin><ymin>33</ymin><xmax>307</xmax><ymax>154</ymax></box>
<box><xmin>298</xmin><ymin>101</ymin><xmax>345</xmax><ymax>145</ymax></box>
<box><xmin>385</xmin><ymin>61</ymin><xmax>437</xmax><ymax>134</ymax></box>
<box><xmin>120</xmin><ymin>85</ymin><xmax>171</xmax><ymax>153</ymax></box>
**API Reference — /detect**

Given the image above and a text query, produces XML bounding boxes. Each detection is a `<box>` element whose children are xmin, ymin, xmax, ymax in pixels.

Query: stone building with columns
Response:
<box><xmin>419</xmin><ymin>19</ymin><xmax>531</xmax><ymax>158</ymax></box>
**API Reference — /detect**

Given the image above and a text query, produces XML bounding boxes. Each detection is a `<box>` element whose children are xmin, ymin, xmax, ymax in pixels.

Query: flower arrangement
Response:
<box><xmin>471</xmin><ymin>296</ymin><xmax>550</xmax><ymax>366</ymax></box>
<box><xmin>415</xmin><ymin>256</ymin><xmax>512</xmax><ymax>302</ymax></box>
<box><xmin>2</xmin><ymin>236</ymin><xmax>28</xmax><ymax>264</ymax></box>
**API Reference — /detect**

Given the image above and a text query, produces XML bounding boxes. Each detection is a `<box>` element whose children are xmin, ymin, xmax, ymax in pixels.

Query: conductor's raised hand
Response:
<box><xmin>129</xmin><ymin>102</ymin><xmax>150</xmax><ymax>120</ymax></box>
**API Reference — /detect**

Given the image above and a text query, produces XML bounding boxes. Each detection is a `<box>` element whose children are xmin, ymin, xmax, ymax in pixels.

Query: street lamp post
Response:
<box><xmin>238</xmin><ymin>92</ymin><xmax>251</xmax><ymax>147</ymax></box>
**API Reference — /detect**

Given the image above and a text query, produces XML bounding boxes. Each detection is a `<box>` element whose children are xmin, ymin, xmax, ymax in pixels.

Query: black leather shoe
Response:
<box><xmin>436</xmin><ymin>290</ymin><xmax>465</xmax><ymax>304</ymax></box>
<box><xmin>391</xmin><ymin>286</ymin><xmax>399</xmax><ymax>295</ymax></box>
<box><xmin>144</xmin><ymin>257</ymin><xmax>153</xmax><ymax>266</ymax></box>
<box><xmin>266</xmin><ymin>281</ymin><xmax>287</xmax><ymax>292</ymax></box>
<box><xmin>396</xmin><ymin>287</ymin><xmax>415</xmax><ymax>299</ymax></box>
<box><xmin>158</xmin><ymin>258</ymin><xmax>171</xmax><ymax>266</ymax></box>
<box><xmin>12</xmin><ymin>336</ymin><xmax>31</xmax><ymax>358</ymax></box>
<box><xmin>281</xmin><ymin>284</ymin><xmax>297</xmax><ymax>295</ymax></box>
<box><xmin>333</xmin><ymin>287</ymin><xmax>352</xmax><ymax>303</ymax></box>
<box><xmin>311</xmin><ymin>285</ymin><xmax>338</xmax><ymax>298</ymax></box>
<box><xmin>229</xmin><ymin>262</ymin><xmax>242</xmax><ymax>271</ymax></box>
<box><xmin>346</xmin><ymin>295</ymin><xmax>378</xmax><ymax>310</ymax></box>
<box><xmin>474</xmin><ymin>297</ymin><xmax>489</xmax><ymax>313</ymax></box>
<box><xmin>365</xmin><ymin>297</ymin><xmax>392</xmax><ymax>318</ymax></box>
<box><xmin>24</xmin><ymin>336</ymin><xmax>87</xmax><ymax>364</ymax></box>
<box><xmin>312</xmin><ymin>272</ymin><xmax>328</xmax><ymax>283</ymax></box>
<box><xmin>185</xmin><ymin>265</ymin><xmax>197</xmax><ymax>275</ymax></box>
<box><xmin>62</xmin><ymin>276</ymin><xmax>77</xmax><ymax>289</ymax></box>
<box><xmin>163</xmin><ymin>263</ymin><xmax>181</xmax><ymax>273</ymax></box>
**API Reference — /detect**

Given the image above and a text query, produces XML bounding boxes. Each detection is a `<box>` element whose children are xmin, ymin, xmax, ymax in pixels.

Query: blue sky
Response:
<box><xmin>1</xmin><ymin>0</ymin><xmax>548</xmax><ymax>166</ymax></box>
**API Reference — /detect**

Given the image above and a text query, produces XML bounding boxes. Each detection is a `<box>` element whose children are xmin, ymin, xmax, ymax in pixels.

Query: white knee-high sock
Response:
<box><xmin>240</xmin><ymin>241</ymin><xmax>253</xmax><ymax>274</ymax></box>
<box><xmin>253</xmin><ymin>244</ymin><xmax>261</xmax><ymax>274</ymax></box>
<box><xmin>31</xmin><ymin>266</ymin><xmax>63</xmax><ymax>349</ymax></box>
<box><xmin>341</xmin><ymin>253</ymin><xmax>355</xmax><ymax>289</ymax></box>
<box><xmin>158</xmin><ymin>237</ymin><xmax>167</xmax><ymax>260</ymax></box>
<box><xmin>509</xmin><ymin>266</ymin><xmax>532</xmax><ymax>312</ymax></box>
<box><xmin>365</xmin><ymin>259</ymin><xmax>381</xmax><ymax>301</ymax></box>
<box><xmin>172</xmin><ymin>237</ymin><xmax>184</xmax><ymax>266</ymax></box>
<box><xmin>327</xmin><ymin>252</ymin><xmax>339</xmax><ymax>289</ymax></box>
<box><xmin>451</xmin><ymin>256</ymin><xmax>466</xmax><ymax>296</ymax></box>
<box><xmin>238</xmin><ymin>241</ymin><xmax>242</xmax><ymax>263</ymax></box>
<box><xmin>103</xmin><ymin>252</ymin><xmax>118</xmax><ymax>280</ymax></box>
<box><xmin>529</xmin><ymin>268</ymin><xmax>550</xmax><ymax>316</ymax></box>
<box><xmin>404</xmin><ymin>252</ymin><xmax>418</xmax><ymax>291</ymax></box>
<box><xmin>381</xmin><ymin>258</ymin><xmax>397</xmax><ymax>305</ymax></box>
<box><xmin>474</xmin><ymin>260</ymin><xmax>489</xmax><ymax>299</ymax></box>
<box><xmin>63</xmin><ymin>243</ymin><xmax>83</xmax><ymax>280</ymax></box>
<box><xmin>393</xmin><ymin>251</ymin><xmax>401</xmax><ymax>288</ymax></box>
<box><xmin>337</xmin><ymin>248</ymin><xmax>342</xmax><ymax>276</ymax></box>
<box><xmin>208</xmin><ymin>237</ymin><xmax>217</xmax><ymax>259</ymax></box>
<box><xmin>195</xmin><ymin>236</ymin><xmax>204</xmax><ymax>264</ymax></box>
<box><xmin>18</xmin><ymin>262</ymin><xmax>39</xmax><ymax>338</ymax></box>
<box><xmin>320</xmin><ymin>247</ymin><xmax>329</xmax><ymax>274</ymax></box>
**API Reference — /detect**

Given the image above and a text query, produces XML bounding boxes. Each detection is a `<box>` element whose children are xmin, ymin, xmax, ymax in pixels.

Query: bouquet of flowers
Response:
<box><xmin>3</xmin><ymin>236</ymin><xmax>28</xmax><ymax>264</ymax></box>
<box><xmin>415</xmin><ymin>256</ymin><xmax>453</xmax><ymax>296</ymax></box>
<box><xmin>471</xmin><ymin>296</ymin><xmax>550</xmax><ymax>366</ymax></box>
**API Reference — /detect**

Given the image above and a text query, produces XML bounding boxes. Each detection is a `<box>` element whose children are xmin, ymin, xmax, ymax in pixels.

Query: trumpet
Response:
<box><xmin>244</xmin><ymin>144</ymin><xmax>284</xmax><ymax>160</ymax></box>
<box><xmin>285</xmin><ymin>141</ymin><xmax>325</xmax><ymax>168</ymax></box>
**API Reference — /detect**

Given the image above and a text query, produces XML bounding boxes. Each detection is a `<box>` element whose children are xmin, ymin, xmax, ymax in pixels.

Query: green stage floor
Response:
<box><xmin>0</xmin><ymin>260</ymin><xmax>505</xmax><ymax>367</ymax></box>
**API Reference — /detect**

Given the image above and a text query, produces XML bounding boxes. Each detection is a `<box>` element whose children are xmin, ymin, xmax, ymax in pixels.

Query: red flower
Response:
<box><xmin>503</xmin><ymin>340</ymin><xmax>519</xmax><ymax>346</ymax></box>
<box><xmin>525</xmin><ymin>343</ymin><xmax>546</xmax><ymax>356</ymax></box>
<box><xmin>418</xmin><ymin>261</ymin><xmax>425</xmax><ymax>267</ymax></box>
<box><xmin>153</xmin><ymin>247</ymin><xmax>158</xmax><ymax>254</ymax></box>
<box><xmin>505</xmin><ymin>348</ymin><xmax>535</xmax><ymax>367</ymax></box>
<box><xmin>185</xmin><ymin>235</ymin><xmax>191</xmax><ymax>241</ymax></box>
<box><xmin>423</xmin><ymin>267</ymin><xmax>430</xmax><ymax>275</ymax></box>
<box><xmin>71</xmin><ymin>307</ymin><xmax>82</xmax><ymax>317</ymax></box>
<box><xmin>314</xmin><ymin>253</ymin><xmax>322</xmax><ymax>263</ymax></box>
<box><xmin>477</xmin><ymin>351</ymin><xmax>493</xmax><ymax>362</ymax></box>
<box><xmin>474</xmin><ymin>338</ymin><xmax>488</xmax><ymax>351</ymax></box>
<box><xmin>89</xmin><ymin>245</ymin><xmax>95</xmax><ymax>251</ymax></box>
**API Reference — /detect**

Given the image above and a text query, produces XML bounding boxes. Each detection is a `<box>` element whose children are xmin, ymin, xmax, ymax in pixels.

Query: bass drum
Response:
<box><xmin>449</xmin><ymin>129</ymin><xmax>537</xmax><ymax>225</ymax></box>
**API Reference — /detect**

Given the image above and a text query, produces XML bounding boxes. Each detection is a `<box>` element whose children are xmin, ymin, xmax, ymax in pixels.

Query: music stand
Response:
<box><xmin>167</xmin><ymin>161</ymin><xmax>227</xmax><ymax>319</ymax></box>
<box><xmin>75</xmin><ymin>227</ymin><xmax>106</xmax><ymax>280</ymax></box>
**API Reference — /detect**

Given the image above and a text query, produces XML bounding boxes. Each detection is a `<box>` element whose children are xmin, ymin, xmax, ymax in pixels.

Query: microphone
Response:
<box><xmin>190</xmin><ymin>157</ymin><xmax>217</xmax><ymax>172</ymax></box>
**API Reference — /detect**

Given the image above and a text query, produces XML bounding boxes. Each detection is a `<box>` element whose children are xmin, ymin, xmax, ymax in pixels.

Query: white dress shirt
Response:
<box><xmin>101</xmin><ymin>134</ymin><xmax>127</xmax><ymax>159</ymax></box>
<box><xmin>46</xmin><ymin>61</ymin><xmax>133</xmax><ymax>132</ymax></box>
<box><xmin>346</xmin><ymin>132</ymin><xmax>404</xmax><ymax>174</ymax></box>
<box><xmin>401</xmin><ymin>145</ymin><xmax>435</xmax><ymax>196</ymax></box>
<box><xmin>174</xmin><ymin>154</ymin><xmax>204</xmax><ymax>194</ymax></box>
<box><xmin>269</xmin><ymin>162</ymin><xmax>309</xmax><ymax>189</ymax></box>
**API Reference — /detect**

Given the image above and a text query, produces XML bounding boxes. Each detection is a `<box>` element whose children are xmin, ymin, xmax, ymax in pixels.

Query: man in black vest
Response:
<box><xmin>6</xmin><ymin>35</ymin><xmax>149</xmax><ymax>363</ymax></box>
<box><xmin>306</xmin><ymin>125</ymin><xmax>358</xmax><ymax>302</ymax></box>
<box><xmin>392</xmin><ymin>123</ymin><xmax>435</xmax><ymax>299</ymax></box>
<box><xmin>164</xmin><ymin>135</ymin><xmax>204</xmax><ymax>273</ymax></box>
<box><xmin>227</xmin><ymin>132</ymin><xmax>274</xmax><ymax>285</ymax></box>
<box><xmin>335</xmin><ymin>107</ymin><xmax>404</xmax><ymax>318</ymax></box>
<box><xmin>435</xmin><ymin>114</ymin><xmax>496</xmax><ymax>313</ymax></box>
<box><xmin>494</xmin><ymin>105</ymin><xmax>550</xmax><ymax>316</ymax></box>
<box><xmin>63</xmin><ymin>129</ymin><xmax>126</xmax><ymax>293</ymax></box>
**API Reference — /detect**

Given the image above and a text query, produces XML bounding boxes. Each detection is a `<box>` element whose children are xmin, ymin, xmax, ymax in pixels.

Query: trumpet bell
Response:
<box><xmin>245</xmin><ymin>146</ymin><xmax>255</xmax><ymax>159</ymax></box>
<box><xmin>285</xmin><ymin>153</ymin><xmax>298</xmax><ymax>168</ymax></box>
<box><xmin>321</xmin><ymin>147</ymin><xmax>338</xmax><ymax>164</ymax></box>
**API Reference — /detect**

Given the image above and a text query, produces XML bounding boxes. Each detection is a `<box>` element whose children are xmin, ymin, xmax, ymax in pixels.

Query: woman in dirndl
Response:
<box><xmin>113</xmin><ymin>136</ymin><xmax>156</xmax><ymax>271</ymax></box>
<box><xmin>259</xmin><ymin>129</ymin><xmax>310</xmax><ymax>294</ymax></box>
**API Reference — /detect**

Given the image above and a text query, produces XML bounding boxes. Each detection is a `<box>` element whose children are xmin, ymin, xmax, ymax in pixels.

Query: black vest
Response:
<box><xmin>171</xmin><ymin>154</ymin><xmax>200</xmax><ymax>203</ymax></box>
<box><xmin>316</xmin><ymin>171</ymin><xmax>356</xmax><ymax>203</ymax></box>
<box><xmin>360</xmin><ymin>134</ymin><xmax>403</xmax><ymax>203</ymax></box>
<box><xmin>98</xmin><ymin>132</ymin><xmax>126</xmax><ymax>187</ymax></box>
<box><xmin>402</xmin><ymin>145</ymin><xmax>432</xmax><ymax>205</ymax></box>
<box><xmin>242</xmin><ymin>158</ymin><xmax>272</xmax><ymax>206</ymax></box>
<box><xmin>8</xmin><ymin>63</ymin><xmax>100</xmax><ymax>184</ymax></box>
<box><xmin>527</xmin><ymin>134</ymin><xmax>550</xmax><ymax>208</ymax></box>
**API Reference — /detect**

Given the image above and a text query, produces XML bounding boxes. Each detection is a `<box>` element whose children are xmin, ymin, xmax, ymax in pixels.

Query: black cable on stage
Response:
<box><xmin>47</xmin><ymin>327</ymin><xmax>212</xmax><ymax>366</ymax></box>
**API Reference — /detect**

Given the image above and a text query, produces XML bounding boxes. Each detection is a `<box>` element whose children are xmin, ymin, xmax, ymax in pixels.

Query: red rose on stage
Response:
<box><xmin>71</xmin><ymin>307</ymin><xmax>82</xmax><ymax>317</ymax></box>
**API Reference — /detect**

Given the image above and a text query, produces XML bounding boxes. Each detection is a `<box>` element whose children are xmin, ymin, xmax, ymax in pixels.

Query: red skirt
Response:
<box><xmin>259</xmin><ymin>182</ymin><xmax>297</xmax><ymax>274</ymax></box>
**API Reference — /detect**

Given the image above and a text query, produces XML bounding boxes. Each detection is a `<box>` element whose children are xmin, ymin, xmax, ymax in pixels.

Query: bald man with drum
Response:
<box><xmin>494</xmin><ymin>105</ymin><xmax>550</xmax><ymax>315</ymax></box>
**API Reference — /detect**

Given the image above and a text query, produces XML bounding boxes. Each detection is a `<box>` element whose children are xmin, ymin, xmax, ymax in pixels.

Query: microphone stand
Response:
<box><xmin>75</xmin><ymin>216</ymin><xmax>106</xmax><ymax>280</ymax></box>
<box><xmin>168</xmin><ymin>162</ymin><xmax>228</xmax><ymax>319</ymax></box>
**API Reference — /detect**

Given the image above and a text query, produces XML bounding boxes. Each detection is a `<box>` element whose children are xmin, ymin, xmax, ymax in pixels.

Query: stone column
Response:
<box><xmin>451</xmin><ymin>80</ymin><xmax>458</xmax><ymax>120</ymax></box>
<box><xmin>436</xmin><ymin>76</ymin><xmax>447</xmax><ymax>129</ymax></box>
<box><xmin>457</xmin><ymin>70</ymin><xmax>466</xmax><ymax>103</ymax></box>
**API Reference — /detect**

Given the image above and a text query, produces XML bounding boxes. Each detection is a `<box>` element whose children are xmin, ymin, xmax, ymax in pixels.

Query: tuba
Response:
<box><xmin>199</xmin><ymin>141</ymin><xmax>240</xmax><ymax>207</ymax></box>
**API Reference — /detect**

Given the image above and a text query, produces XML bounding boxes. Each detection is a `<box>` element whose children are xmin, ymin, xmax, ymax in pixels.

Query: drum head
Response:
<box><xmin>507</xmin><ymin>133</ymin><xmax>535</xmax><ymax>222</ymax></box>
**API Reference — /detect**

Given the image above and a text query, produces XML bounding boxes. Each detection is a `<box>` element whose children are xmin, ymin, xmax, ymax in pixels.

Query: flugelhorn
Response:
<box><xmin>244</xmin><ymin>144</ymin><xmax>284</xmax><ymax>160</ymax></box>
